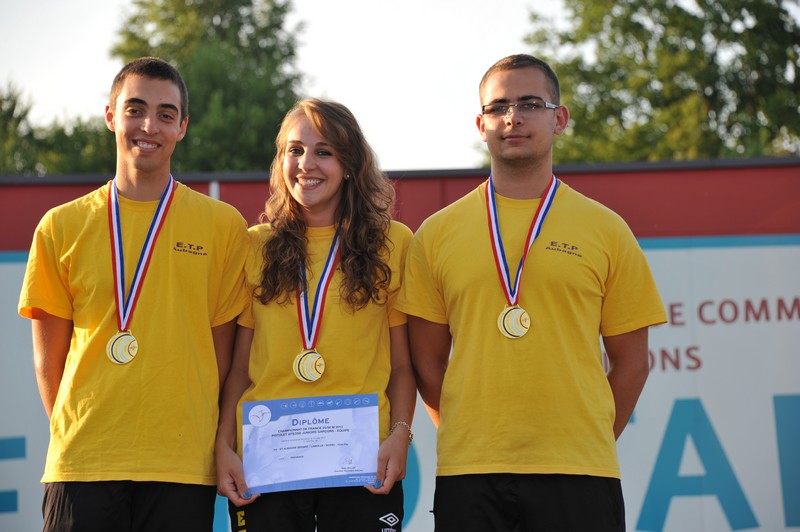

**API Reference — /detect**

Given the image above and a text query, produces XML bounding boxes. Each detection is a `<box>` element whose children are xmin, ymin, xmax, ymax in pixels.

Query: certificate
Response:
<box><xmin>242</xmin><ymin>393</ymin><xmax>379</xmax><ymax>494</ymax></box>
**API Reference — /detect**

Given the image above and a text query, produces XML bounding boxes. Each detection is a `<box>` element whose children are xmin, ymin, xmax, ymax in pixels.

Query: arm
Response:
<box><xmin>603</xmin><ymin>326</ymin><xmax>651</xmax><ymax>439</ymax></box>
<box><xmin>30</xmin><ymin>309</ymin><xmax>73</xmax><ymax>420</ymax></box>
<box><xmin>211</xmin><ymin>319</ymin><xmax>237</xmax><ymax>391</ymax></box>
<box><xmin>407</xmin><ymin>315</ymin><xmax>451</xmax><ymax>428</ymax></box>
<box><xmin>215</xmin><ymin>324</ymin><xmax>258</xmax><ymax>506</ymax></box>
<box><xmin>366</xmin><ymin>323</ymin><xmax>417</xmax><ymax>495</ymax></box>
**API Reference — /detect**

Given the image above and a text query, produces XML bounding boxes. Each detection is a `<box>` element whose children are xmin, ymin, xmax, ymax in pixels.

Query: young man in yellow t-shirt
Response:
<box><xmin>397</xmin><ymin>54</ymin><xmax>668</xmax><ymax>531</ymax></box>
<box><xmin>18</xmin><ymin>57</ymin><xmax>249</xmax><ymax>531</ymax></box>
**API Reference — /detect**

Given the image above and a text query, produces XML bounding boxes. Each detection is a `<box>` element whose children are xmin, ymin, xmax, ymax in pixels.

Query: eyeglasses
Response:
<box><xmin>481</xmin><ymin>100</ymin><xmax>559</xmax><ymax>117</ymax></box>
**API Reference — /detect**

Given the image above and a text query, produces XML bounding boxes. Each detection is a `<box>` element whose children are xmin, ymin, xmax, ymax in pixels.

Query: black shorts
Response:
<box><xmin>229</xmin><ymin>482</ymin><xmax>404</xmax><ymax>532</ymax></box>
<box><xmin>42</xmin><ymin>481</ymin><xmax>216</xmax><ymax>532</ymax></box>
<box><xmin>433</xmin><ymin>474</ymin><xmax>625</xmax><ymax>532</ymax></box>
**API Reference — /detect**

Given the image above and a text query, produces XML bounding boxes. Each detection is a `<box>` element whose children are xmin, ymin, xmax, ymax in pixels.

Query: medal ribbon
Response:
<box><xmin>485</xmin><ymin>174</ymin><xmax>559</xmax><ymax>306</ymax></box>
<box><xmin>108</xmin><ymin>176</ymin><xmax>176</xmax><ymax>332</ymax></box>
<box><xmin>296</xmin><ymin>233</ymin><xmax>341</xmax><ymax>350</ymax></box>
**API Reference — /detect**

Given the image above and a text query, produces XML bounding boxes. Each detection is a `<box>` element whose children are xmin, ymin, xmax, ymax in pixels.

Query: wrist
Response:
<box><xmin>389</xmin><ymin>420</ymin><xmax>413</xmax><ymax>447</ymax></box>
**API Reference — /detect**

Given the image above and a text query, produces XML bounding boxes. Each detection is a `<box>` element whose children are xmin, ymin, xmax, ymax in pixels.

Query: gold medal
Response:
<box><xmin>293</xmin><ymin>349</ymin><xmax>325</xmax><ymax>382</ymax></box>
<box><xmin>497</xmin><ymin>305</ymin><xmax>530</xmax><ymax>339</ymax></box>
<box><xmin>107</xmin><ymin>331</ymin><xmax>139</xmax><ymax>364</ymax></box>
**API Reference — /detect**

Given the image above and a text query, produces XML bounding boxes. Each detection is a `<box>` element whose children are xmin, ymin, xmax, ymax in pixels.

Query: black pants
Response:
<box><xmin>42</xmin><ymin>481</ymin><xmax>216</xmax><ymax>532</ymax></box>
<box><xmin>433</xmin><ymin>474</ymin><xmax>625</xmax><ymax>532</ymax></box>
<box><xmin>229</xmin><ymin>482</ymin><xmax>404</xmax><ymax>532</ymax></box>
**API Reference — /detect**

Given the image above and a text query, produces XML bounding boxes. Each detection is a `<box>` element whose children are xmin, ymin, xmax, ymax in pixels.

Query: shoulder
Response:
<box><xmin>37</xmin><ymin>184</ymin><xmax>108</xmax><ymax>229</ymax></box>
<box><xmin>175</xmin><ymin>183</ymin><xmax>245</xmax><ymax>219</ymax></box>
<box><xmin>247</xmin><ymin>222</ymin><xmax>273</xmax><ymax>245</ymax></box>
<box><xmin>557</xmin><ymin>183</ymin><xmax>630</xmax><ymax>229</ymax></box>
<box><xmin>555</xmin><ymin>184</ymin><xmax>641</xmax><ymax>256</ymax></box>
<box><xmin>415</xmin><ymin>182</ymin><xmax>486</xmax><ymax>235</ymax></box>
<box><xmin>388</xmin><ymin>220</ymin><xmax>413</xmax><ymax>243</ymax></box>
<box><xmin>384</xmin><ymin>221</ymin><xmax>413</xmax><ymax>260</ymax></box>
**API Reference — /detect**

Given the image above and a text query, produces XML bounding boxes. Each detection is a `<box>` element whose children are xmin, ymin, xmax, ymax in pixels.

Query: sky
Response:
<box><xmin>0</xmin><ymin>0</ymin><xmax>554</xmax><ymax>172</ymax></box>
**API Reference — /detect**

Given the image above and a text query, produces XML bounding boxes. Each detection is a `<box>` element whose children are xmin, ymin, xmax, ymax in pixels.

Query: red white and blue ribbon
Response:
<box><xmin>296</xmin><ymin>233</ymin><xmax>341</xmax><ymax>350</ymax></box>
<box><xmin>108</xmin><ymin>176</ymin><xmax>176</xmax><ymax>332</ymax></box>
<box><xmin>485</xmin><ymin>174</ymin><xmax>559</xmax><ymax>306</ymax></box>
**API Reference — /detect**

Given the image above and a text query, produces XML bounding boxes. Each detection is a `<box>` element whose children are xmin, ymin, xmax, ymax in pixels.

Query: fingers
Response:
<box><xmin>365</xmin><ymin>431</ymin><xmax>410</xmax><ymax>494</ymax></box>
<box><xmin>229</xmin><ymin>468</ymin><xmax>258</xmax><ymax>507</ymax></box>
<box><xmin>224</xmin><ymin>470</ymin><xmax>258</xmax><ymax>507</ymax></box>
<box><xmin>229</xmin><ymin>489</ymin><xmax>259</xmax><ymax>507</ymax></box>
<box><xmin>365</xmin><ymin>450</ymin><xmax>390</xmax><ymax>494</ymax></box>
<box><xmin>364</xmin><ymin>466</ymin><xmax>400</xmax><ymax>494</ymax></box>
<box><xmin>364</xmin><ymin>457</ymin><xmax>405</xmax><ymax>495</ymax></box>
<box><xmin>217</xmin><ymin>448</ymin><xmax>259</xmax><ymax>506</ymax></box>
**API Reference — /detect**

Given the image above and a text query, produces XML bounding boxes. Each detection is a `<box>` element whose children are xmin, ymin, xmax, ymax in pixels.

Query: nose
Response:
<box><xmin>504</xmin><ymin>106</ymin><xmax>524</xmax><ymax>124</ymax></box>
<box><xmin>298</xmin><ymin>151</ymin><xmax>316</xmax><ymax>171</ymax></box>
<box><xmin>141</xmin><ymin>114</ymin><xmax>159</xmax><ymax>135</ymax></box>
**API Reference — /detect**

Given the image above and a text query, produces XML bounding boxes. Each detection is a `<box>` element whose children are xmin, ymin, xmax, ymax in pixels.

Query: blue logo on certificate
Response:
<box><xmin>242</xmin><ymin>393</ymin><xmax>379</xmax><ymax>493</ymax></box>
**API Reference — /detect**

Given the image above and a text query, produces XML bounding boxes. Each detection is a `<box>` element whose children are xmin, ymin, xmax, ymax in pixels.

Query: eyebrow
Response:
<box><xmin>123</xmin><ymin>98</ymin><xmax>180</xmax><ymax>114</ymax></box>
<box><xmin>486</xmin><ymin>95</ymin><xmax>547</xmax><ymax>105</ymax></box>
<box><xmin>287</xmin><ymin>140</ymin><xmax>333</xmax><ymax>149</ymax></box>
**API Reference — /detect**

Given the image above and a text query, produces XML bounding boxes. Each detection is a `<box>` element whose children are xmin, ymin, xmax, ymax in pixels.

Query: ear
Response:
<box><xmin>553</xmin><ymin>105</ymin><xmax>569</xmax><ymax>136</ymax></box>
<box><xmin>105</xmin><ymin>105</ymin><xmax>115</xmax><ymax>132</ymax></box>
<box><xmin>177</xmin><ymin>116</ymin><xmax>189</xmax><ymax>141</ymax></box>
<box><xmin>476</xmin><ymin>113</ymin><xmax>487</xmax><ymax>142</ymax></box>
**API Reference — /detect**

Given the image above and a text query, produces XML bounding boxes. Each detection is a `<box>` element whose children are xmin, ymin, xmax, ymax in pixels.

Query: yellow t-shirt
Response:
<box><xmin>397</xmin><ymin>181</ymin><xmax>667</xmax><ymax>478</ymax></box>
<box><xmin>19</xmin><ymin>182</ymin><xmax>250</xmax><ymax>485</ymax></box>
<box><xmin>237</xmin><ymin>221</ymin><xmax>412</xmax><ymax>451</ymax></box>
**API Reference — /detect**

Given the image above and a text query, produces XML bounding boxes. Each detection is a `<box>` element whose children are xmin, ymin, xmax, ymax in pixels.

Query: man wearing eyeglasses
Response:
<box><xmin>397</xmin><ymin>54</ymin><xmax>666</xmax><ymax>531</ymax></box>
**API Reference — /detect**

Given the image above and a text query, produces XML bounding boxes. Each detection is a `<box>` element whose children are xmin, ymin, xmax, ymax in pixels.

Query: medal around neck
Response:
<box><xmin>294</xmin><ymin>233</ymin><xmax>340</xmax><ymax>383</ymax></box>
<box><xmin>485</xmin><ymin>174</ymin><xmax>558</xmax><ymax>339</ymax></box>
<box><xmin>106</xmin><ymin>176</ymin><xmax>175</xmax><ymax>364</ymax></box>
<box><xmin>497</xmin><ymin>305</ymin><xmax>530</xmax><ymax>339</ymax></box>
<box><xmin>107</xmin><ymin>331</ymin><xmax>139</xmax><ymax>364</ymax></box>
<box><xmin>293</xmin><ymin>349</ymin><xmax>325</xmax><ymax>382</ymax></box>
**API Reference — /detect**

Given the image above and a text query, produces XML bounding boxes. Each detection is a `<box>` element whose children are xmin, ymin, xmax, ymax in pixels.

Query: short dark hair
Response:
<box><xmin>109</xmin><ymin>57</ymin><xmax>189</xmax><ymax>120</ymax></box>
<box><xmin>479</xmin><ymin>54</ymin><xmax>561</xmax><ymax>105</ymax></box>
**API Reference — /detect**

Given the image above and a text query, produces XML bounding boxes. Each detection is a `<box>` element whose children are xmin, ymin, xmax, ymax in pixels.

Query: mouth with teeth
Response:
<box><xmin>135</xmin><ymin>140</ymin><xmax>159</xmax><ymax>150</ymax></box>
<box><xmin>296</xmin><ymin>176</ymin><xmax>322</xmax><ymax>187</ymax></box>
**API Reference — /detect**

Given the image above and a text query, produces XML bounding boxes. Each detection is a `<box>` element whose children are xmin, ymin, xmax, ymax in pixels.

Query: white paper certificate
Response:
<box><xmin>242</xmin><ymin>393</ymin><xmax>379</xmax><ymax>493</ymax></box>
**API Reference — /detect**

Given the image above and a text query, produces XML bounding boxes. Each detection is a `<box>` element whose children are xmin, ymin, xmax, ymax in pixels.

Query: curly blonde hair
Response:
<box><xmin>255</xmin><ymin>99</ymin><xmax>395</xmax><ymax>310</ymax></box>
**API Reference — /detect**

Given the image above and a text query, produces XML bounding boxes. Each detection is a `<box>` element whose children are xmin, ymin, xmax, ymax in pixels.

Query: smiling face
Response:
<box><xmin>105</xmin><ymin>74</ymin><xmax>187</xmax><ymax>187</ymax></box>
<box><xmin>476</xmin><ymin>67</ymin><xmax>568</xmax><ymax>168</ymax></box>
<box><xmin>282</xmin><ymin>115</ymin><xmax>346</xmax><ymax>227</ymax></box>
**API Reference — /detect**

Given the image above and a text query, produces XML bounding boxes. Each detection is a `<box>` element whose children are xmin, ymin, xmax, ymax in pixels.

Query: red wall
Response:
<box><xmin>2</xmin><ymin>158</ymin><xmax>798</xmax><ymax>252</ymax></box>
<box><xmin>560</xmin><ymin>164</ymin><xmax>799</xmax><ymax>238</ymax></box>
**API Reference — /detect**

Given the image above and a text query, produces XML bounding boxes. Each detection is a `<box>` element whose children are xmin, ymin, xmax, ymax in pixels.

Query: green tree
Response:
<box><xmin>111</xmin><ymin>0</ymin><xmax>302</xmax><ymax>172</ymax></box>
<box><xmin>0</xmin><ymin>83</ymin><xmax>40</xmax><ymax>174</ymax></box>
<box><xmin>526</xmin><ymin>0</ymin><xmax>800</xmax><ymax>163</ymax></box>
<box><xmin>1</xmin><ymin>81</ymin><xmax>114</xmax><ymax>177</ymax></box>
<box><xmin>37</xmin><ymin>118</ymin><xmax>116</xmax><ymax>175</ymax></box>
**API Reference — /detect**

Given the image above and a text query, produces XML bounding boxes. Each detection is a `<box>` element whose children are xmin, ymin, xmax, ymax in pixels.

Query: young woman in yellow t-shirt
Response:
<box><xmin>216</xmin><ymin>99</ymin><xmax>416</xmax><ymax>531</ymax></box>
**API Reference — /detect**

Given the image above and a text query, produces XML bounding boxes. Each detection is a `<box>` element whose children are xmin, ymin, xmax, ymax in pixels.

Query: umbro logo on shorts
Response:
<box><xmin>378</xmin><ymin>512</ymin><xmax>400</xmax><ymax>531</ymax></box>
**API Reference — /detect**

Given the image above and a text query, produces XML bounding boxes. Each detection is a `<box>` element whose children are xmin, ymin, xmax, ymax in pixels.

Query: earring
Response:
<box><xmin>344</xmin><ymin>173</ymin><xmax>351</xmax><ymax>180</ymax></box>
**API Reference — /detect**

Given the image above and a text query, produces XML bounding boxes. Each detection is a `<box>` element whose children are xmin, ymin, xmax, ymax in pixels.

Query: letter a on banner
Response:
<box><xmin>637</xmin><ymin>398</ymin><xmax>758</xmax><ymax>531</ymax></box>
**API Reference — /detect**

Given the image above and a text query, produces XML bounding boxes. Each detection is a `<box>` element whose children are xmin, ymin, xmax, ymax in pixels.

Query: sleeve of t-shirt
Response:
<box><xmin>600</xmin><ymin>221</ymin><xmax>667</xmax><ymax>336</ymax></box>
<box><xmin>395</xmin><ymin>224</ymin><xmax>449</xmax><ymax>325</ymax></box>
<box><xmin>211</xmin><ymin>210</ymin><xmax>251</xmax><ymax>327</ymax></box>
<box><xmin>236</xmin><ymin>225</ymin><xmax>265</xmax><ymax>329</ymax></box>
<box><xmin>18</xmin><ymin>210</ymin><xmax>74</xmax><ymax>321</ymax></box>
<box><xmin>386</xmin><ymin>222</ymin><xmax>413</xmax><ymax>328</ymax></box>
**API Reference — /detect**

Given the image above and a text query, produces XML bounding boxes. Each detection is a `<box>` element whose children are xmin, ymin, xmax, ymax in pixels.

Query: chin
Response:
<box><xmin>497</xmin><ymin>152</ymin><xmax>536</xmax><ymax>165</ymax></box>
